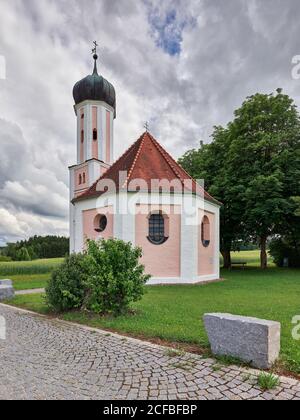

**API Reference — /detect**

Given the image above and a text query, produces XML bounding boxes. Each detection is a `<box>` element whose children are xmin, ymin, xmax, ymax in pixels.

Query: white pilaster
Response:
<box><xmin>110</xmin><ymin>111</ymin><xmax>114</xmax><ymax>163</ymax></box>
<box><xmin>102</xmin><ymin>106</ymin><xmax>107</xmax><ymax>162</ymax></box>
<box><xmin>97</xmin><ymin>105</ymin><xmax>103</xmax><ymax>161</ymax></box>
<box><xmin>214</xmin><ymin>206</ymin><xmax>220</xmax><ymax>278</ymax></box>
<box><xmin>87</xmin><ymin>104</ymin><xmax>93</xmax><ymax>160</ymax></box>
<box><xmin>180</xmin><ymin>209</ymin><xmax>198</xmax><ymax>281</ymax></box>
<box><xmin>76</xmin><ymin>109</ymin><xmax>81</xmax><ymax>165</ymax></box>
<box><xmin>114</xmin><ymin>193</ymin><xmax>135</xmax><ymax>245</ymax></box>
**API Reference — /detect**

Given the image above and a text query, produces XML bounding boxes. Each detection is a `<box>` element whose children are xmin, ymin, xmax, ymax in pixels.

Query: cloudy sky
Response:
<box><xmin>0</xmin><ymin>0</ymin><xmax>300</xmax><ymax>245</ymax></box>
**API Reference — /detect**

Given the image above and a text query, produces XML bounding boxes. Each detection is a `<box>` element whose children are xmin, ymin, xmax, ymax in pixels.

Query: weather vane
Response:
<box><xmin>92</xmin><ymin>41</ymin><xmax>99</xmax><ymax>57</ymax></box>
<box><xmin>144</xmin><ymin>121</ymin><xmax>149</xmax><ymax>132</ymax></box>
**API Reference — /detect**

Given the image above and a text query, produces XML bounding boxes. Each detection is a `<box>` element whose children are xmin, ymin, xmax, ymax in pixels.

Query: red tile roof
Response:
<box><xmin>73</xmin><ymin>132</ymin><xmax>221</xmax><ymax>205</ymax></box>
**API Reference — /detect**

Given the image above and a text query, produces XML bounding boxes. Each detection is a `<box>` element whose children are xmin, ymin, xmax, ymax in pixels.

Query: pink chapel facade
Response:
<box><xmin>69</xmin><ymin>52</ymin><xmax>221</xmax><ymax>285</ymax></box>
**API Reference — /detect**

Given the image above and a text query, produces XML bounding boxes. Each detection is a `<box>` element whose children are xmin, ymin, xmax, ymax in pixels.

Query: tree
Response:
<box><xmin>269</xmin><ymin>195</ymin><xmax>300</xmax><ymax>268</ymax></box>
<box><xmin>227</xmin><ymin>90</ymin><xmax>300</xmax><ymax>268</ymax></box>
<box><xmin>4</xmin><ymin>236</ymin><xmax>69</xmax><ymax>261</ymax></box>
<box><xmin>293</xmin><ymin>197</ymin><xmax>300</xmax><ymax>216</ymax></box>
<box><xmin>179</xmin><ymin>89</ymin><xmax>300</xmax><ymax>269</ymax></box>
<box><xmin>16</xmin><ymin>247</ymin><xmax>31</xmax><ymax>261</ymax></box>
<box><xmin>179</xmin><ymin>127</ymin><xmax>247</xmax><ymax>268</ymax></box>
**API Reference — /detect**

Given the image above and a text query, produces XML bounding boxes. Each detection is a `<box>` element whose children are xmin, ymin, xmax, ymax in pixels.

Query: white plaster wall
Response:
<box><xmin>70</xmin><ymin>191</ymin><xmax>220</xmax><ymax>283</ymax></box>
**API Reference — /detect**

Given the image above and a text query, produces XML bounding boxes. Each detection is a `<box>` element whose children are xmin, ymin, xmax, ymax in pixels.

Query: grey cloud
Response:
<box><xmin>1</xmin><ymin>0</ymin><xmax>300</xmax><ymax>243</ymax></box>
<box><xmin>0</xmin><ymin>119</ymin><xmax>68</xmax><ymax>220</ymax></box>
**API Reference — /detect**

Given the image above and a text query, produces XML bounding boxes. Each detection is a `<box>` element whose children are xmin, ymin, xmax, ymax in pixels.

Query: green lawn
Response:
<box><xmin>6</xmin><ymin>251</ymin><xmax>300</xmax><ymax>375</ymax></box>
<box><xmin>229</xmin><ymin>249</ymin><xmax>275</xmax><ymax>267</ymax></box>
<box><xmin>0</xmin><ymin>251</ymin><xmax>267</xmax><ymax>291</ymax></box>
<box><xmin>0</xmin><ymin>258</ymin><xmax>63</xmax><ymax>290</ymax></box>
<box><xmin>10</xmin><ymin>274</ymin><xmax>51</xmax><ymax>291</ymax></box>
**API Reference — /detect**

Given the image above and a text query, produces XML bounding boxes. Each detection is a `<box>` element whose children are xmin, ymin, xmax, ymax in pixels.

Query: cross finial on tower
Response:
<box><xmin>92</xmin><ymin>41</ymin><xmax>99</xmax><ymax>57</ymax></box>
<box><xmin>92</xmin><ymin>41</ymin><xmax>99</xmax><ymax>74</ymax></box>
<box><xmin>144</xmin><ymin>121</ymin><xmax>149</xmax><ymax>132</ymax></box>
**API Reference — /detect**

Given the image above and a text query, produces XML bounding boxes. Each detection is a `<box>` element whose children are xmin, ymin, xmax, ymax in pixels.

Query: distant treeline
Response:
<box><xmin>1</xmin><ymin>236</ymin><xmax>69</xmax><ymax>261</ymax></box>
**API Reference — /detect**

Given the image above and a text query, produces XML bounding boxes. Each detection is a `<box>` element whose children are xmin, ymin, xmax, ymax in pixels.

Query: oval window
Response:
<box><xmin>148</xmin><ymin>212</ymin><xmax>167</xmax><ymax>245</ymax></box>
<box><xmin>201</xmin><ymin>216</ymin><xmax>210</xmax><ymax>247</ymax></box>
<box><xmin>99</xmin><ymin>215</ymin><xmax>107</xmax><ymax>232</ymax></box>
<box><xmin>95</xmin><ymin>215</ymin><xmax>108</xmax><ymax>233</ymax></box>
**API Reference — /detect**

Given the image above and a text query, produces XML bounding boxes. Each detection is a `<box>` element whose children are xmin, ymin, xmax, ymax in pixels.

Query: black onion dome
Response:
<box><xmin>73</xmin><ymin>55</ymin><xmax>116</xmax><ymax>118</ymax></box>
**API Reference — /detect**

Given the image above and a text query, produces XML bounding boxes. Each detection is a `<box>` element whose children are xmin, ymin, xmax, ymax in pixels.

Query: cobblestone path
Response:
<box><xmin>1</xmin><ymin>304</ymin><xmax>300</xmax><ymax>400</ymax></box>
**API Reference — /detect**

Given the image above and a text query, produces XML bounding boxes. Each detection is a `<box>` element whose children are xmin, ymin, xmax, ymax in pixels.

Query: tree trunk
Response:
<box><xmin>221</xmin><ymin>250</ymin><xmax>232</xmax><ymax>269</ymax></box>
<box><xmin>260</xmin><ymin>236</ymin><xmax>268</xmax><ymax>269</ymax></box>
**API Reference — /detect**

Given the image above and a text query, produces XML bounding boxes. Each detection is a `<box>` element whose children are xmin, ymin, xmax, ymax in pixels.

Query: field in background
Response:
<box><xmin>0</xmin><ymin>258</ymin><xmax>63</xmax><ymax>290</ymax></box>
<box><xmin>0</xmin><ymin>251</ymin><xmax>274</xmax><ymax>291</ymax></box>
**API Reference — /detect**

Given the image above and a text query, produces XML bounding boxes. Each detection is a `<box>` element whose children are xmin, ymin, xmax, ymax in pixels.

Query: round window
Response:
<box><xmin>99</xmin><ymin>215</ymin><xmax>108</xmax><ymax>232</ymax></box>
<box><xmin>94</xmin><ymin>215</ymin><xmax>108</xmax><ymax>233</ymax></box>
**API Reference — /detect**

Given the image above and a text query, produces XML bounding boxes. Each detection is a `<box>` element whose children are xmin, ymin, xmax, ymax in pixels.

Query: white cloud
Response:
<box><xmin>0</xmin><ymin>208</ymin><xmax>26</xmax><ymax>238</ymax></box>
<box><xmin>0</xmin><ymin>0</ymin><xmax>300</xmax><ymax>244</ymax></box>
<box><xmin>0</xmin><ymin>207</ymin><xmax>68</xmax><ymax>245</ymax></box>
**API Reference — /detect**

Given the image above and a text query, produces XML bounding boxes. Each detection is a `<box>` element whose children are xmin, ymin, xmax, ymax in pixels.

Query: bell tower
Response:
<box><xmin>69</xmin><ymin>42</ymin><xmax>116</xmax><ymax>200</ymax></box>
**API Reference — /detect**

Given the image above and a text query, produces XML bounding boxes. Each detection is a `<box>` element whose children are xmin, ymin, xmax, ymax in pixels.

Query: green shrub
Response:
<box><xmin>269</xmin><ymin>238</ymin><xmax>300</xmax><ymax>268</ymax></box>
<box><xmin>82</xmin><ymin>239</ymin><xmax>151</xmax><ymax>315</ymax></box>
<box><xmin>45</xmin><ymin>239</ymin><xmax>151</xmax><ymax>315</ymax></box>
<box><xmin>45</xmin><ymin>254</ymin><xmax>86</xmax><ymax>312</ymax></box>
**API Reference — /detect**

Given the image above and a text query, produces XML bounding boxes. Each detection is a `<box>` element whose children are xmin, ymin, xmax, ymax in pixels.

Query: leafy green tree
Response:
<box><xmin>27</xmin><ymin>246</ymin><xmax>38</xmax><ymax>260</ymax></box>
<box><xmin>179</xmin><ymin>89</ymin><xmax>300</xmax><ymax>269</ymax></box>
<box><xmin>16</xmin><ymin>247</ymin><xmax>31</xmax><ymax>261</ymax></box>
<box><xmin>179</xmin><ymin>127</ymin><xmax>247</xmax><ymax>268</ymax></box>
<box><xmin>293</xmin><ymin>197</ymin><xmax>300</xmax><ymax>216</ymax></box>
<box><xmin>269</xmin><ymin>195</ymin><xmax>300</xmax><ymax>268</ymax></box>
<box><xmin>4</xmin><ymin>236</ymin><xmax>69</xmax><ymax>261</ymax></box>
<box><xmin>227</xmin><ymin>90</ymin><xmax>300</xmax><ymax>268</ymax></box>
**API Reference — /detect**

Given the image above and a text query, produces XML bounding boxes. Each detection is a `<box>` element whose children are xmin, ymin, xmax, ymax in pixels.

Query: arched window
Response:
<box><xmin>81</xmin><ymin>130</ymin><xmax>84</xmax><ymax>143</ymax></box>
<box><xmin>82</xmin><ymin>172</ymin><xmax>86</xmax><ymax>184</ymax></box>
<box><xmin>93</xmin><ymin>129</ymin><xmax>98</xmax><ymax>141</ymax></box>
<box><xmin>148</xmin><ymin>212</ymin><xmax>168</xmax><ymax>245</ymax></box>
<box><xmin>79</xmin><ymin>174</ymin><xmax>82</xmax><ymax>185</ymax></box>
<box><xmin>201</xmin><ymin>216</ymin><xmax>210</xmax><ymax>247</ymax></box>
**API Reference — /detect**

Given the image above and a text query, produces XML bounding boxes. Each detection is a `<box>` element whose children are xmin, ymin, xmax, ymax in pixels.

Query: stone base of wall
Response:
<box><xmin>147</xmin><ymin>274</ymin><xmax>220</xmax><ymax>285</ymax></box>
